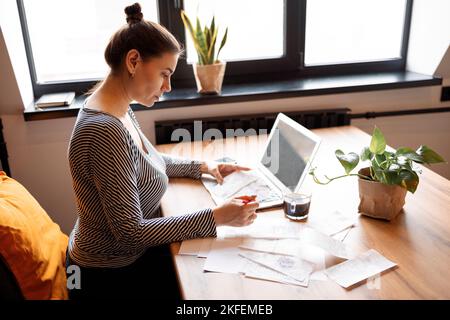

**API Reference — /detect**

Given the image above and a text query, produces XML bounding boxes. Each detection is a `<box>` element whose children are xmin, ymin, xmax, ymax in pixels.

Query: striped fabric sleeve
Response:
<box><xmin>160</xmin><ymin>153</ymin><xmax>204</xmax><ymax>179</ymax></box>
<box><xmin>90</xmin><ymin>122</ymin><xmax>217</xmax><ymax>251</ymax></box>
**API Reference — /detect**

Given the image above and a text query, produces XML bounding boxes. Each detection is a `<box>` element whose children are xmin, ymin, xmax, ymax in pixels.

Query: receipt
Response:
<box><xmin>324</xmin><ymin>249</ymin><xmax>397</xmax><ymax>288</ymax></box>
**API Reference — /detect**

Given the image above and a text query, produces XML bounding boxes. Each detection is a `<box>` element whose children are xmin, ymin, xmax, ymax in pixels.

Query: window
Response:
<box><xmin>168</xmin><ymin>0</ymin><xmax>300</xmax><ymax>85</ymax></box>
<box><xmin>183</xmin><ymin>0</ymin><xmax>284</xmax><ymax>63</ymax></box>
<box><xmin>21</xmin><ymin>0</ymin><xmax>158</xmax><ymax>83</ymax></box>
<box><xmin>17</xmin><ymin>0</ymin><xmax>412</xmax><ymax>98</ymax></box>
<box><xmin>304</xmin><ymin>0</ymin><xmax>407</xmax><ymax>66</ymax></box>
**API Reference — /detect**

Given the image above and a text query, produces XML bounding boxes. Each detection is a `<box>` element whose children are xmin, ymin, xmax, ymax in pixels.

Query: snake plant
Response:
<box><xmin>181</xmin><ymin>10</ymin><xmax>228</xmax><ymax>65</ymax></box>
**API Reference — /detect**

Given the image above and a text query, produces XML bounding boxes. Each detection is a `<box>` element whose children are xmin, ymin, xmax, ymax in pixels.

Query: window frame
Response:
<box><xmin>16</xmin><ymin>0</ymin><xmax>413</xmax><ymax>98</ymax></box>
<box><xmin>166</xmin><ymin>0</ymin><xmax>302</xmax><ymax>87</ymax></box>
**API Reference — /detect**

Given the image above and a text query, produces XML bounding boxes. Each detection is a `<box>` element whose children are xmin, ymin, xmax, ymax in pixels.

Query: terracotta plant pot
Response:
<box><xmin>193</xmin><ymin>62</ymin><xmax>226</xmax><ymax>94</ymax></box>
<box><xmin>357</xmin><ymin>167</ymin><xmax>407</xmax><ymax>221</ymax></box>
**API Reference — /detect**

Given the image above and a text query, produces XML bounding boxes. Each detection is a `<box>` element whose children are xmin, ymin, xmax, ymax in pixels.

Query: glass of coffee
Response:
<box><xmin>282</xmin><ymin>187</ymin><xmax>312</xmax><ymax>221</ymax></box>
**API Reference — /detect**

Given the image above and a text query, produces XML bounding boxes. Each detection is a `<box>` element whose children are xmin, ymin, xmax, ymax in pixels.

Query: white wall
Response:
<box><xmin>1</xmin><ymin>1</ymin><xmax>449</xmax><ymax>234</ymax></box>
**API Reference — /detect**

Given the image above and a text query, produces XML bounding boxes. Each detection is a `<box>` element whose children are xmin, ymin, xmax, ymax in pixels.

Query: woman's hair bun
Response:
<box><xmin>125</xmin><ymin>3</ymin><xmax>143</xmax><ymax>24</ymax></box>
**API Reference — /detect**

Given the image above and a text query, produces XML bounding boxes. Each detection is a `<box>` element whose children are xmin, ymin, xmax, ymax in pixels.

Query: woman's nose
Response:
<box><xmin>162</xmin><ymin>79</ymin><xmax>171</xmax><ymax>93</ymax></box>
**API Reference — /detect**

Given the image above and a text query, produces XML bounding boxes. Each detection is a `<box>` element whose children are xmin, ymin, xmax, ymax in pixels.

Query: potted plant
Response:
<box><xmin>309</xmin><ymin>127</ymin><xmax>447</xmax><ymax>221</ymax></box>
<box><xmin>181</xmin><ymin>10</ymin><xmax>228</xmax><ymax>94</ymax></box>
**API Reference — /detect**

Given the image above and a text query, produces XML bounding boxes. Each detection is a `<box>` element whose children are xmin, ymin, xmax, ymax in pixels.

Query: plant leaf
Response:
<box><xmin>383</xmin><ymin>170</ymin><xmax>399</xmax><ymax>185</ymax></box>
<box><xmin>371</xmin><ymin>169</ymin><xmax>384</xmax><ymax>184</ymax></box>
<box><xmin>216</xmin><ymin>27</ymin><xmax>228</xmax><ymax>62</ymax></box>
<box><xmin>360</xmin><ymin>147</ymin><xmax>373</xmax><ymax>161</ymax></box>
<box><xmin>195</xmin><ymin>17</ymin><xmax>208</xmax><ymax>64</ymax></box>
<box><xmin>207</xmin><ymin>26</ymin><xmax>218</xmax><ymax>64</ymax></box>
<box><xmin>210</xmin><ymin>16</ymin><xmax>215</xmax><ymax>39</ymax></box>
<box><xmin>370</xmin><ymin>156</ymin><xmax>384</xmax><ymax>183</ymax></box>
<box><xmin>388</xmin><ymin>163</ymin><xmax>401</xmax><ymax>171</ymax></box>
<box><xmin>180</xmin><ymin>11</ymin><xmax>194</xmax><ymax>37</ymax></box>
<box><xmin>369</xmin><ymin>127</ymin><xmax>386</xmax><ymax>155</ymax></box>
<box><xmin>335</xmin><ymin>150</ymin><xmax>359</xmax><ymax>174</ymax></box>
<box><xmin>181</xmin><ymin>11</ymin><xmax>197</xmax><ymax>45</ymax></box>
<box><xmin>205</xmin><ymin>26</ymin><xmax>211</xmax><ymax>50</ymax></box>
<box><xmin>181</xmin><ymin>11</ymin><xmax>207</xmax><ymax>64</ymax></box>
<box><xmin>416</xmin><ymin>145</ymin><xmax>447</xmax><ymax>164</ymax></box>
<box><xmin>374</xmin><ymin>153</ymin><xmax>388</xmax><ymax>169</ymax></box>
<box><xmin>396</xmin><ymin>147</ymin><xmax>424</xmax><ymax>163</ymax></box>
<box><xmin>398</xmin><ymin>169</ymin><xmax>419</xmax><ymax>193</ymax></box>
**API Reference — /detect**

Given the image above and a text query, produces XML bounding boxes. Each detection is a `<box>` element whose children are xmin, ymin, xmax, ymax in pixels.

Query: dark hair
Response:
<box><xmin>104</xmin><ymin>2</ymin><xmax>183</xmax><ymax>72</ymax></box>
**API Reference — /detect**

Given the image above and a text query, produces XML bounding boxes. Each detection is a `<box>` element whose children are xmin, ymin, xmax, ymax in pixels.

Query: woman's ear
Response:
<box><xmin>125</xmin><ymin>49</ymin><xmax>141</xmax><ymax>77</ymax></box>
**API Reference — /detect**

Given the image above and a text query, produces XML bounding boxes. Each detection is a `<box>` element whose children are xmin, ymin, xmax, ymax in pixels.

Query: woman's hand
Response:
<box><xmin>212</xmin><ymin>195</ymin><xmax>259</xmax><ymax>227</ymax></box>
<box><xmin>200</xmin><ymin>161</ymin><xmax>252</xmax><ymax>184</ymax></box>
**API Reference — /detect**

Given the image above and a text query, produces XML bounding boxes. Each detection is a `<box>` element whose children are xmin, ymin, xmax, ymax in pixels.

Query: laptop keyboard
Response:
<box><xmin>232</xmin><ymin>173</ymin><xmax>283</xmax><ymax>204</ymax></box>
<box><xmin>259</xmin><ymin>191</ymin><xmax>282</xmax><ymax>203</ymax></box>
<box><xmin>202</xmin><ymin>169</ymin><xmax>283</xmax><ymax>205</ymax></box>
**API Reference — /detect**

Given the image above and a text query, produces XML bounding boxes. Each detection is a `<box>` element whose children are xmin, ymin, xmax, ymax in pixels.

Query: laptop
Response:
<box><xmin>202</xmin><ymin>113</ymin><xmax>322</xmax><ymax>210</ymax></box>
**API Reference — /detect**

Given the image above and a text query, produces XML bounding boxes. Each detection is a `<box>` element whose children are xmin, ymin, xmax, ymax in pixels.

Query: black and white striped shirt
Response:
<box><xmin>67</xmin><ymin>106</ymin><xmax>217</xmax><ymax>268</ymax></box>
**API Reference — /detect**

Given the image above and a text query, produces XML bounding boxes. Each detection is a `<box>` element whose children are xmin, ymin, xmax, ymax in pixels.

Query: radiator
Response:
<box><xmin>155</xmin><ymin>108</ymin><xmax>351</xmax><ymax>145</ymax></box>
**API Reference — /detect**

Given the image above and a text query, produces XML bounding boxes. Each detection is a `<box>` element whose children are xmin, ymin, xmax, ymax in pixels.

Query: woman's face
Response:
<box><xmin>127</xmin><ymin>51</ymin><xmax>178</xmax><ymax>107</ymax></box>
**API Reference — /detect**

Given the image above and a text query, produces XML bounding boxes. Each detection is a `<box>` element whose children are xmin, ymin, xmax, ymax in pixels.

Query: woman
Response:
<box><xmin>66</xmin><ymin>3</ymin><xmax>259</xmax><ymax>299</ymax></box>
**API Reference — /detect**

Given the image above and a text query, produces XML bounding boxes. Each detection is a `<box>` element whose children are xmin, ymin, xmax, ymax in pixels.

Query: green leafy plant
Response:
<box><xmin>309</xmin><ymin>127</ymin><xmax>447</xmax><ymax>193</ymax></box>
<box><xmin>181</xmin><ymin>10</ymin><xmax>228</xmax><ymax>65</ymax></box>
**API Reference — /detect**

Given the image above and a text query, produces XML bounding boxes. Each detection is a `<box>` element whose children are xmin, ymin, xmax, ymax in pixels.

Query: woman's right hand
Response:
<box><xmin>212</xmin><ymin>195</ymin><xmax>259</xmax><ymax>227</ymax></box>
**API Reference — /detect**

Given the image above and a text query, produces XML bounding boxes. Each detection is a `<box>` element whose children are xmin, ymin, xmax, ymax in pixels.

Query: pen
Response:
<box><xmin>236</xmin><ymin>195</ymin><xmax>257</xmax><ymax>205</ymax></box>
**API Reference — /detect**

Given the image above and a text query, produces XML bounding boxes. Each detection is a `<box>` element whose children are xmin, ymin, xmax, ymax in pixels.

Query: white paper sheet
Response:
<box><xmin>332</xmin><ymin>225</ymin><xmax>354</xmax><ymax>242</ymax></box>
<box><xmin>250</xmin><ymin>221</ymin><xmax>305</xmax><ymax>240</ymax></box>
<box><xmin>239</xmin><ymin>238</ymin><xmax>300</xmax><ymax>256</ymax></box>
<box><xmin>312</xmin><ymin>210</ymin><xmax>358</xmax><ymax>236</ymax></box>
<box><xmin>202</xmin><ymin>170</ymin><xmax>259</xmax><ymax>199</ymax></box>
<box><xmin>239</xmin><ymin>251</ymin><xmax>315</xmax><ymax>283</ymax></box>
<box><xmin>178</xmin><ymin>237</ymin><xmax>214</xmax><ymax>258</ymax></box>
<box><xmin>239</xmin><ymin>239</ymin><xmax>327</xmax><ymax>282</ymax></box>
<box><xmin>297</xmin><ymin>244</ymin><xmax>328</xmax><ymax>281</ymax></box>
<box><xmin>217</xmin><ymin>225</ymin><xmax>252</xmax><ymax>239</ymax></box>
<box><xmin>203</xmin><ymin>238</ymin><xmax>248</xmax><ymax>274</ymax></box>
<box><xmin>324</xmin><ymin>249</ymin><xmax>397</xmax><ymax>288</ymax></box>
<box><xmin>178</xmin><ymin>238</ymin><xmax>203</xmax><ymax>256</ymax></box>
<box><xmin>231</xmin><ymin>177</ymin><xmax>279</xmax><ymax>202</ymax></box>
<box><xmin>197</xmin><ymin>238</ymin><xmax>214</xmax><ymax>258</ymax></box>
<box><xmin>243</xmin><ymin>259</ymin><xmax>309</xmax><ymax>287</ymax></box>
<box><xmin>217</xmin><ymin>216</ymin><xmax>305</xmax><ymax>240</ymax></box>
<box><xmin>301</xmin><ymin>228</ymin><xmax>353</xmax><ymax>260</ymax></box>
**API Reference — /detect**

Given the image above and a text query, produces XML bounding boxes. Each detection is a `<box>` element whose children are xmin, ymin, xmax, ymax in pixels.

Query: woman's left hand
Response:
<box><xmin>200</xmin><ymin>161</ymin><xmax>252</xmax><ymax>185</ymax></box>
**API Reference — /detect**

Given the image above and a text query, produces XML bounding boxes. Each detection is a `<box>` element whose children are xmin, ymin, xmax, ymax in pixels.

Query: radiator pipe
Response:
<box><xmin>351</xmin><ymin>106</ymin><xmax>450</xmax><ymax>119</ymax></box>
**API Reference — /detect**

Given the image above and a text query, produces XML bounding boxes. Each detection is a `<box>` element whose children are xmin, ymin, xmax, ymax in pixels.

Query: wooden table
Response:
<box><xmin>156</xmin><ymin>126</ymin><xmax>450</xmax><ymax>299</ymax></box>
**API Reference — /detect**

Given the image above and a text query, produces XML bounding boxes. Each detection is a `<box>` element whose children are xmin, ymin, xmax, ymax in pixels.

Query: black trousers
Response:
<box><xmin>66</xmin><ymin>245</ymin><xmax>181</xmax><ymax>300</ymax></box>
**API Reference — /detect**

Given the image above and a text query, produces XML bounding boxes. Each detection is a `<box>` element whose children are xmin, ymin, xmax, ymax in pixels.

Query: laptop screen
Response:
<box><xmin>261</xmin><ymin>119</ymin><xmax>319</xmax><ymax>190</ymax></box>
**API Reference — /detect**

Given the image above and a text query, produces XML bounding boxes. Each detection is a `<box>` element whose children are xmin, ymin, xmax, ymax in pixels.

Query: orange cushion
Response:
<box><xmin>0</xmin><ymin>171</ymin><xmax>68</xmax><ymax>300</ymax></box>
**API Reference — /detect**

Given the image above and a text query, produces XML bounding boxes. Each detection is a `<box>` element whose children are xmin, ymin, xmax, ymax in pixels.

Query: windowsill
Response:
<box><xmin>23</xmin><ymin>71</ymin><xmax>442</xmax><ymax>121</ymax></box>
